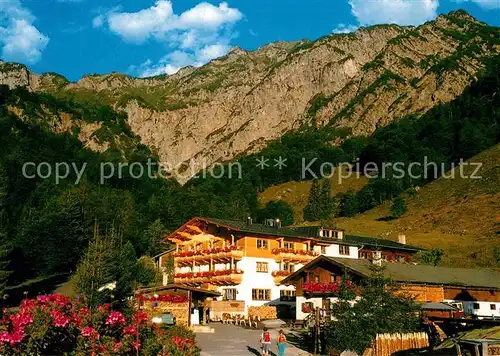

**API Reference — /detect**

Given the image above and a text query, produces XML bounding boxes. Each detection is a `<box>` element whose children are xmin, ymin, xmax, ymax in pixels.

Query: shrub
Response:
<box><xmin>0</xmin><ymin>294</ymin><xmax>200</xmax><ymax>356</ymax></box>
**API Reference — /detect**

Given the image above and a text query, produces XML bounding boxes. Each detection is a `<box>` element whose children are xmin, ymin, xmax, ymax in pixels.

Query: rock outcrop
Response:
<box><xmin>1</xmin><ymin>11</ymin><xmax>498</xmax><ymax>184</ymax></box>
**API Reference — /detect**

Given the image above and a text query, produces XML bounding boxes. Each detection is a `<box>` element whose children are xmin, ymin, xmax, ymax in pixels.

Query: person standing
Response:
<box><xmin>260</xmin><ymin>327</ymin><xmax>272</xmax><ymax>356</ymax></box>
<box><xmin>277</xmin><ymin>329</ymin><xmax>287</xmax><ymax>356</ymax></box>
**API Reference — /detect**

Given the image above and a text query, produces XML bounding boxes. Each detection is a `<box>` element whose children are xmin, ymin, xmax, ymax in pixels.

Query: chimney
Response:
<box><xmin>372</xmin><ymin>250</ymin><xmax>382</xmax><ymax>266</ymax></box>
<box><xmin>247</xmin><ymin>217</ymin><xmax>252</xmax><ymax>226</ymax></box>
<box><xmin>275</xmin><ymin>219</ymin><xmax>282</xmax><ymax>228</ymax></box>
<box><xmin>398</xmin><ymin>234</ymin><xmax>406</xmax><ymax>245</ymax></box>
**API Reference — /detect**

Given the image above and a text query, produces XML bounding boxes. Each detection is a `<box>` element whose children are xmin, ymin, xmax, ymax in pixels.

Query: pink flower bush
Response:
<box><xmin>50</xmin><ymin>309</ymin><xmax>70</xmax><ymax>327</ymax></box>
<box><xmin>105</xmin><ymin>311</ymin><xmax>126</xmax><ymax>327</ymax></box>
<box><xmin>81</xmin><ymin>326</ymin><xmax>99</xmax><ymax>339</ymax></box>
<box><xmin>122</xmin><ymin>325</ymin><xmax>137</xmax><ymax>336</ymax></box>
<box><xmin>0</xmin><ymin>294</ymin><xmax>200</xmax><ymax>356</ymax></box>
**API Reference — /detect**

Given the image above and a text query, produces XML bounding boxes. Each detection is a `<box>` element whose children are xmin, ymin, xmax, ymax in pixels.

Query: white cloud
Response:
<box><xmin>348</xmin><ymin>0</ymin><xmax>439</xmax><ymax>26</ymax></box>
<box><xmin>99</xmin><ymin>1</ymin><xmax>243</xmax><ymax>78</ymax></box>
<box><xmin>197</xmin><ymin>43</ymin><xmax>230</xmax><ymax>62</ymax></box>
<box><xmin>176</xmin><ymin>2</ymin><xmax>242</xmax><ymax>30</ymax></box>
<box><xmin>103</xmin><ymin>1</ymin><xmax>242</xmax><ymax>43</ymax></box>
<box><xmin>135</xmin><ymin>42</ymin><xmax>232</xmax><ymax>77</ymax></box>
<box><xmin>92</xmin><ymin>14</ymin><xmax>104</xmax><ymax>28</ymax></box>
<box><xmin>332</xmin><ymin>23</ymin><xmax>358</xmax><ymax>34</ymax></box>
<box><xmin>0</xmin><ymin>0</ymin><xmax>49</xmax><ymax>64</ymax></box>
<box><xmin>453</xmin><ymin>0</ymin><xmax>500</xmax><ymax>9</ymax></box>
<box><xmin>107</xmin><ymin>0</ymin><xmax>174</xmax><ymax>43</ymax></box>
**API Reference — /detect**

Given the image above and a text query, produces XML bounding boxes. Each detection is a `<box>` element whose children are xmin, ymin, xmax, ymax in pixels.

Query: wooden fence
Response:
<box><xmin>373</xmin><ymin>332</ymin><xmax>429</xmax><ymax>356</ymax></box>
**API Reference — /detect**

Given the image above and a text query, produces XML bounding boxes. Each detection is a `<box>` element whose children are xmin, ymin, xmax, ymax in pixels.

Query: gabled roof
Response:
<box><xmin>281</xmin><ymin>256</ymin><xmax>500</xmax><ymax>290</ymax></box>
<box><xmin>189</xmin><ymin>217</ymin><xmax>420</xmax><ymax>252</ymax></box>
<box><xmin>134</xmin><ymin>284</ymin><xmax>220</xmax><ymax>297</ymax></box>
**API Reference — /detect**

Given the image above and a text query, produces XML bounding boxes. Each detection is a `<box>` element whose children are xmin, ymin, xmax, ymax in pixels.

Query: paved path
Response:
<box><xmin>196</xmin><ymin>323</ymin><xmax>311</xmax><ymax>356</ymax></box>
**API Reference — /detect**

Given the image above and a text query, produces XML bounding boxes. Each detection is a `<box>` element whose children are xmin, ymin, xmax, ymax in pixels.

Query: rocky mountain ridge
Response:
<box><xmin>1</xmin><ymin>10</ymin><xmax>499</xmax><ymax>183</ymax></box>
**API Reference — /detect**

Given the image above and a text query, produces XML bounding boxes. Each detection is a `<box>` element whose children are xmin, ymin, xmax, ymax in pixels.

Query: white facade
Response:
<box><xmin>216</xmin><ymin>257</ymin><xmax>297</xmax><ymax>313</ymax></box>
<box><xmin>169</xmin><ymin>242</ymin><xmax>359</xmax><ymax>317</ymax></box>
<box><xmin>213</xmin><ymin>243</ymin><xmax>358</xmax><ymax>315</ymax></box>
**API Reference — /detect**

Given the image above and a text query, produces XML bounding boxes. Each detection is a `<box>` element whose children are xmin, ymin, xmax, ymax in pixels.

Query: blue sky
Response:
<box><xmin>0</xmin><ymin>0</ymin><xmax>499</xmax><ymax>81</ymax></box>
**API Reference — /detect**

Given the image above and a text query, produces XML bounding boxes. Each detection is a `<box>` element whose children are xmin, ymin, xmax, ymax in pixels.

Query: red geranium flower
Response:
<box><xmin>105</xmin><ymin>311</ymin><xmax>126</xmax><ymax>327</ymax></box>
<box><xmin>123</xmin><ymin>325</ymin><xmax>137</xmax><ymax>336</ymax></box>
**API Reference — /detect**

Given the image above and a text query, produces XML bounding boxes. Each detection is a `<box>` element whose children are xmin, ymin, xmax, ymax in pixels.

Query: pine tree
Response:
<box><xmin>303</xmin><ymin>180</ymin><xmax>321</xmax><ymax>221</ymax></box>
<box><xmin>258</xmin><ymin>200</ymin><xmax>294</xmax><ymax>226</ymax></box>
<box><xmin>390</xmin><ymin>196</ymin><xmax>407</xmax><ymax>218</ymax></box>
<box><xmin>318</xmin><ymin>180</ymin><xmax>334</xmax><ymax>220</ymax></box>
<box><xmin>145</xmin><ymin>219</ymin><xmax>167</xmax><ymax>257</ymax></box>
<box><xmin>339</xmin><ymin>190</ymin><xmax>359</xmax><ymax>217</ymax></box>
<box><xmin>115</xmin><ymin>241</ymin><xmax>137</xmax><ymax>302</ymax></box>
<box><xmin>74</xmin><ymin>226</ymin><xmax>119</xmax><ymax>307</ymax></box>
<box><xmin>0</xmin><ymin>164</ymin><xmax>11</xmax><ymax>296</ymax></box>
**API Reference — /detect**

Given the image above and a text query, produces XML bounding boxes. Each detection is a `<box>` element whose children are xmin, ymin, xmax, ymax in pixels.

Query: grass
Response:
<box><xmin>258</xmin><ymin>166</ymin><xmax>369</xmax><ymax>223</ymax></box>
<box><xmin>330</xmin><ymin>144</ymin><xmax>500</xmax><ymax>268</ymax></box>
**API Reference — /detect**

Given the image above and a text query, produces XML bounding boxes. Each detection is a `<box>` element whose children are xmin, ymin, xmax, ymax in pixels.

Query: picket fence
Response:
<box><xmin>373</xmin><ymin>332</ymin><xmax>429</xmax><ymax>356</ymax></box>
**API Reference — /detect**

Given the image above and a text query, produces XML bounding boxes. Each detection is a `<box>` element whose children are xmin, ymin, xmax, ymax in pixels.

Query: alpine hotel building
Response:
<box><xmin>158</xmin><ymin>217</ymin><xmax>419</xmax><ymax>316</ymax></box>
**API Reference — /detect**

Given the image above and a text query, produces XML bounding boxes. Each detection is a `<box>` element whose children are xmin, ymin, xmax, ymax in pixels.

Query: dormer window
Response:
<box><xmin>320</xmin><ymin>229</ymin><xmax>342</xmax><ymax>240</ymax></box>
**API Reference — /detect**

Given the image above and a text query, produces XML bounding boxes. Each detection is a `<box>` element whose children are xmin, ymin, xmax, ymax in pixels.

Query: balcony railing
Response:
<box><xmin>173</xmin><ymin>269</ymin><xmax>244</xmax><ymax>286</ymax></box>
<box><xmin>272</xmin><ymin>248</ymin><xmax>318</xmax><ymax>263</ymax></box>
<box><xmin>271</xmin><ymin>270</ymin><xmax>291</xmax><ymax>285</ymax></box>
<box><xmin>174</xmin><ymin>245</ymin><xmax>243</xmax><ymax>265</ymax></box>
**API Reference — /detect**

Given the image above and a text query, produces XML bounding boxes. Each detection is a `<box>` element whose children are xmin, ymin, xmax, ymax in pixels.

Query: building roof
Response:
<box><xmin>281</xmin><ymin>256</ymin><xmax>500</xmax><ymax>290</ymax></box>
<box><xmin>420</xmin><ymin>302</ymin><xmax>457</xmax><ymax>311</ymax></box>
<box><xmin>193</xmin><ymin>217</ymin><xmax>420</xmax><ymax>252</ymax></box>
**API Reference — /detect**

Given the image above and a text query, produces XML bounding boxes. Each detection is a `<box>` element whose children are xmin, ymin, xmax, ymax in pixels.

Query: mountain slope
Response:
<box><xmin>331</xmin><ymin>144</ymin><xmax>500</xmax><ymax>268</ymax></box>
<box><xmin>1</xmin><ymin>10</ymin><xmax>499</xmax><ymax>183</ymax></box>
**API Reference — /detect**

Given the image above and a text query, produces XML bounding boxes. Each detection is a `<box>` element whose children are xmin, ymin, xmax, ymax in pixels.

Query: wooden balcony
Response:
<box><xmin>174</xmin><ymin>246</ymin><xmax>243</xmax><ymax>266</ymax></box>
<box><xmin>272</xmin><ymin>271</ymin><xmax>291</xmax><ymax>285</ymax></box>
<box><xmin>271</xmin><ymin>248</ymin><xmax>318</xmax><ymax>263</ymax></box>
<box><xmin>174</xmin><ymin>270</ymin><xmax>244</xmax><ymax>286</ymax></box>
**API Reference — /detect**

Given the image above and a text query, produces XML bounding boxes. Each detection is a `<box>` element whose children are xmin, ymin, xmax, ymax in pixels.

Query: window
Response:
<box><xmin>320</xmin><ymin>246</ymin><xmax>326</xmax><ymax>254</ymax></box>
<box><xmin>252</xmin><ymin>289</ymin><xmax>271</xmax><ymax>301</ymax></box>
<box><xmin>284</xmin><ymin>241</ymin><xmax>294</xmax><ymax>249</ymax></box>
<box><xmin>339</xmin><ymin>245</ymin><xmax>350</xmax><ymax>255</ymax></box>
<box><xmin>257</xmin><ymin>239</ymin><xmax>268</xmax><ymax>249</ymax></box>
<box><xmin>256</xmin><ymin>262</ymin><xmax>269</xmax><ymax>273</ymax></box>
<box><xmin>302</xmin><ymin>302</ymin><xmax>314</xmax><ymax>313</ymax></box>
<box><xmin>307</xmin><ymin>273</ymin><xmax>319</xmax><ymax>283</ymax></box>
<box><xmin>332</xmin><ymin>231</ymin><xmax>339</xmax><ymax>239</ymax></box>
<box><xmin>283</xmin><ymin>262</ymin><xmax>295</xmax><ymax>273</ymax></box>
<box><xmin>330</xmin><ymin>274</ymin><xmax>336</xmax><ymax>282</ymax></box>
<box><xmin>280</xmin><ymin>290</ymin><xmax>296</xmax><ymax>301</ymax></box>
<box><xmin>224</xmin><ymin>288</ymin><xmax>237</xmax><ymax>301</ymax></box>
<box><xmin>359</xmin><ymin>251</ymin><xmax>370</xmax><ymax>259</ymax></box>
<box><xmin>491</xmin><ymin>304</ymin><xmax>497</xmax><ymax>310</ymax></box>
<box><xmin>473</xmin><ymin>303</ymin><xmax>480</xmax><ymax>310</ymax></box>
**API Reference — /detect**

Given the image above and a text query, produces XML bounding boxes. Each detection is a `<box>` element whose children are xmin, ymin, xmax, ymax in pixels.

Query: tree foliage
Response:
<box><xmin>417</xmin><ymin>248</ymin><xmax>445</xmax><ymax>266</ymax></box>
<box><xmin>304</xmin><ymin>180</ymin><xmax>335</xmax><ymax>221</ymax></box>
<box><xmin>390</xmin><ymin>196</ymin><xmax>407</xmax><ymax>218</ymax></box>
<box><xmin>257</xmin><ymin>200</ymin><xmax>294</xmax><ymax>226</ymax></box>
<box><xmin>325</xmin><ymin>267</ymin><xmax>422</xmax><ymax>354</ymax></box>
